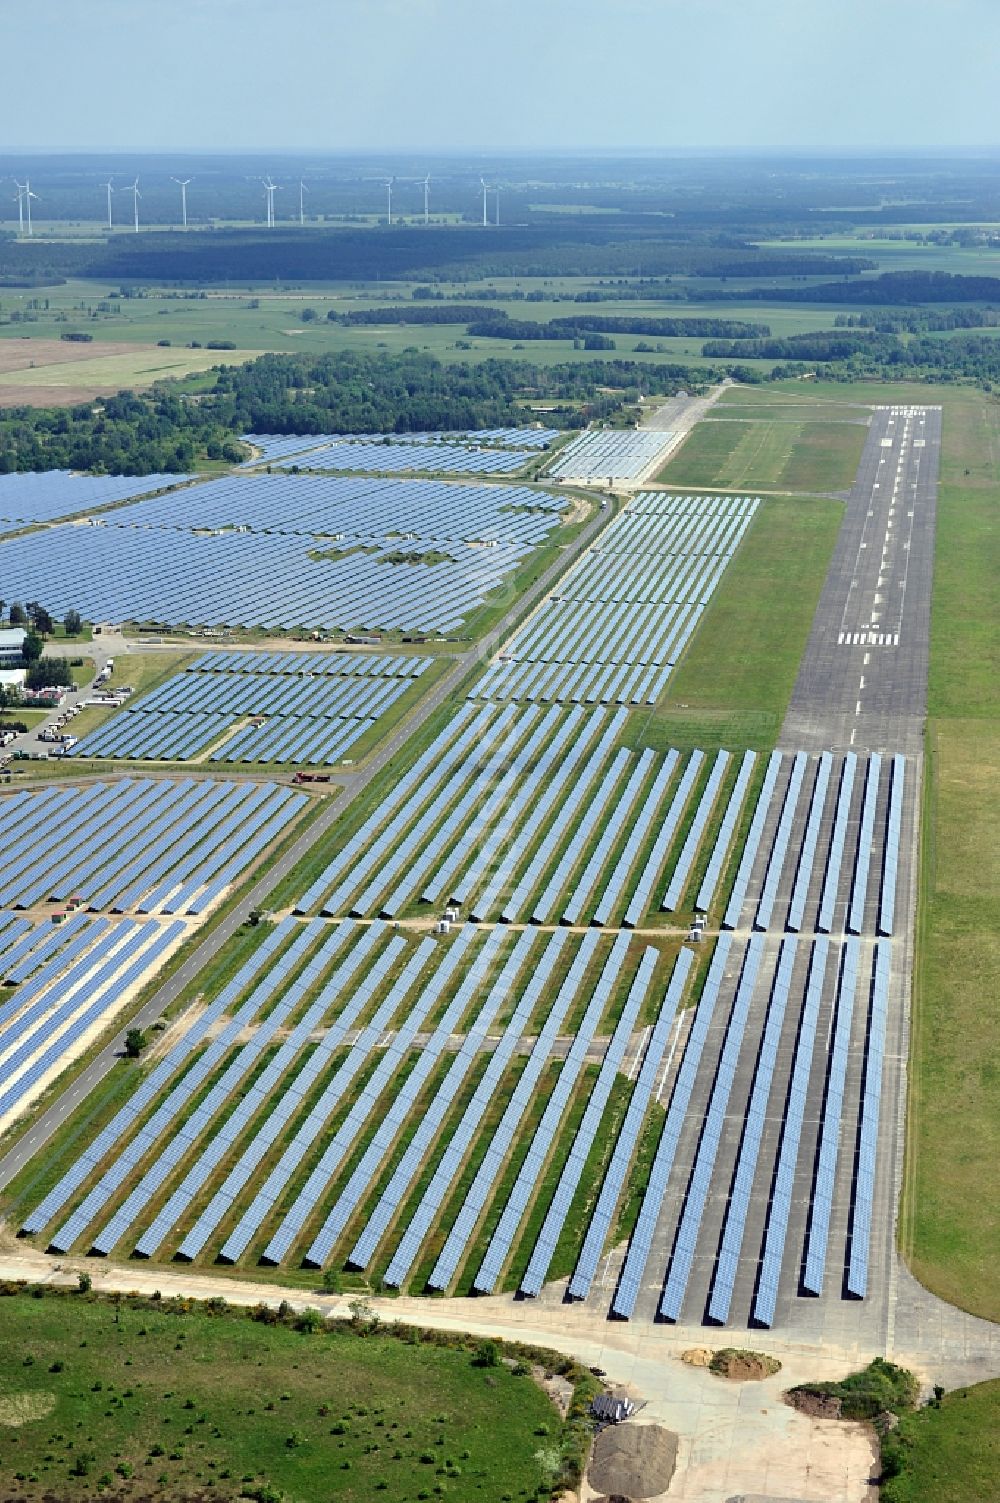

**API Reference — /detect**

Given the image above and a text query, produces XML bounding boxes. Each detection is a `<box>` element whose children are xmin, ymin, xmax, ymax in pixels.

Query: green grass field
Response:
<box><xmin>657</xmin><ymin>414</ymin><xmax>867</xmax><ymax>492</ymax></box>
<box><xmin>0</xmin><ymin>1288</ymin><xmax>583</xmax><ymax>1502</ymax></box>
<box><xmin>881</xmin><ymin>1380</ymin><xmax>1000</xmax><ymax>1503</ymax></box>
<box><xmin>894</xmin><ymin>384</ymin><xmax>1000</xmax><ymax>1322</ymax></box>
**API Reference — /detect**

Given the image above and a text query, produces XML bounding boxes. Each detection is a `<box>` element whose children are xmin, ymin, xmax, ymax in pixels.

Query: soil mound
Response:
<box><xmin>588</xmin><ymin>1422</ymin><xmax>678</xmax><ymax>1500</ymax></box>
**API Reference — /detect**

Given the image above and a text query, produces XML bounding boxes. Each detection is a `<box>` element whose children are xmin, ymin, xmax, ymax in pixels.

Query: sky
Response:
<box><xmin>3</xmin><ymin>0</ymin><xmax>999</xmax><ymax>154</ymax></box>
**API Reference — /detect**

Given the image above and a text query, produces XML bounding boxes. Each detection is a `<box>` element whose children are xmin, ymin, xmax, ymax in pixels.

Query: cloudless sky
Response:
<box><xmin>5</xmin><ymin>0</ymin><xmax>999</xmax><ymax>153</ymax></box>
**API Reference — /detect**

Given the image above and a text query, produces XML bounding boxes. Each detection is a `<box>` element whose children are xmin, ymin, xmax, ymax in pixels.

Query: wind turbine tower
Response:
<box><xmin>13</xmin><ymin>181</ymin><xmax>25</xmax><ymax>235</ymax></box>
<box><xmin>298</xmin><ymin>179</ymin><xmax>308</xmax><ymax>226</ymax></box>
<box><xmin>172</xmin><ymin>177</ymin><xmax>193</xmax><ymax>228</ymax></box>
<box><xmin>494</xmin><ymin>185</ymin><xmax>501</xmax><ymax>227</ymax></box>
<box><xmin>101</xmin><ymin>178</ymin><xmax>114</xmax><ymax>230</ymax></box>
<box><xmin>480</xmin><ymin>177</ymin><xmax>489</xmax><ymax>227</ymax></box>
<box><xmin>129</xmin><ymin>178</ymin><xmax>141</xmax><ymax>233</ymax></box>
<box><xmin>24</xmin><ymin>179</ymin><xmax>38</xmax><ymax>237</ymax></box>
<box><xmin>422</xmin><ymin>174</ymin><xmax>431</xmax><ymax>225</ymax></box>
<box><xmin>262</xmin><ymin>176</ymin><xmax>279</xmax><ymax>228</ymax></box>
<box><xmin>384</xmin><ymin>176</ymin><xmax>394</xmax><ymax>224</ymax></box>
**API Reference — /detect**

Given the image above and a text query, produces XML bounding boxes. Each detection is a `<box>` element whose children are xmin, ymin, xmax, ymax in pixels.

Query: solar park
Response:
<box><xmin>69</xmin><ymin>650</ymin><xmax>430</xmax><ymax>765</ymax></box>
<box><xmin>0</xmin><ymin>410</ymin><xmax>930</xmax><ymax>1344</ymax></box>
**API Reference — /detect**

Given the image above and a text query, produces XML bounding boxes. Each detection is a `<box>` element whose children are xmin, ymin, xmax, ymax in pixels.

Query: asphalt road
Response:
<box><xmin>0</xmin><ymin>494</ymin><xmax>615</xmax><ymax>1193</ymax></box>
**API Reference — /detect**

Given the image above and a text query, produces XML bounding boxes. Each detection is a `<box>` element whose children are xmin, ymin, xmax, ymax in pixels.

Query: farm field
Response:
<box><xmin>0</xmin><ymin>1288</ymin><xmax>575</xmax><ymax>1503</ymax></box>
<box><xmin>0</xmin><ymin>275</ymin><xmax>921</xmax><ymax>382</ymax></box>
<box><xmin>0</xmin><ymin>340</ymin><xmax>259</xmax><ymax>406</ymax></box>
<box><xmin>656</xmin><ymin>414</ymin><xmax>867</xmax><ymax>492</ymax></box>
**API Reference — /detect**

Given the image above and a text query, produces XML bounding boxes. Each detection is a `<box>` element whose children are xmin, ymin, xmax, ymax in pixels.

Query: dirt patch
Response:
<box><xmin>708</xmin><ymin>1347</ymin><xmax>782</xmax><ymax>1382</ymax></box>
<box><xmin>588</xmin><ymin>1422</ymin><xmax>678</xmax><ymax>1501</ymax></box>
<box><xmin>785</xmin><ymin>1388</ymin><xmax>843</xmax><ymax>1420</ymax></box>
<box><xmin>0</xmin><ymin>1390</ymin><xmax>56</xmax><ymax>1426</ymax></box>
<box><xmin>681</xmin><ymin>1347</ymin><xmax>713</xmax><ymax>1368</ymax></box>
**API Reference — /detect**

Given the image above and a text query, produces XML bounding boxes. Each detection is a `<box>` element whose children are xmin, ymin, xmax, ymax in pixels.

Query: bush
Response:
<box><xmin>788</xmin><ymin>1359</ymin><xmax>919</xmax><ymax>1422</ymax></box>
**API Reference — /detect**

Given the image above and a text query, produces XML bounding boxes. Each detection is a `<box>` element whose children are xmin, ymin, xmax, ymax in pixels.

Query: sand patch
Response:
<box><xmin>588</xmin><ymin>1422</ymin><xmax>678</xmax><ymax>1500</ymax></box>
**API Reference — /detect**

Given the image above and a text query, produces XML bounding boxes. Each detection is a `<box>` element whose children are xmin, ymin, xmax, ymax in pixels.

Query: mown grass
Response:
<box><xmin>620</xmin><ymin>493</ymin><xmax>842</xmax><ymax>754</ymax></box>
<box><xmin>656</xmin><ymin>416</ymin><xmax>866</xmax><ymax>492</ymax></box>
<box><xmin>0</xmin><ymin>1288</ymin><xmax>569</xmax><ymax>1503</ymax></box>
<box><xmin>896</xmin><ymin>384</ymin><xmax>1000</xmax><ymax>1322</ymax></box>
<box><xmin>881</xmin><ymin>1379</ymin><xmax>1000</xmax><ymax>1503</ymax></box>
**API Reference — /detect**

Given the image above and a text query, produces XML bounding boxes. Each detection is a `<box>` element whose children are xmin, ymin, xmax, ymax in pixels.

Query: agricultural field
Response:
<box><xmin>0</xmin><ymin>336</ymin><xmax>259</xmax><ymax>406</ymax></box>
<box><xmin>0</xmin><ymin>1288</ymin><xmax>582</xmax><ymax>1503</ymax></box>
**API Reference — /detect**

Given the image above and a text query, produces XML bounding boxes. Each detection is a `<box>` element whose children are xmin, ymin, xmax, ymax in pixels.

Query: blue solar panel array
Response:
<box><xmin>471</xmin><ymin>933</ymin><xmax>632</xmax><ymax>1293</ymax></box>
<box><xmin>753</xmin><ymin>753</ymin><xmax>807</xmax><ymax>932</ymax></box>
<box><xmin>847</xmin><ymin>755</ymin><xmax>882</xmax><ymax>935</ymax></box>
<box><xmin>382</xmin><ymin>931</ymin><xmax>570</xmax><ymax>1289</ymax></box>
<box><xmin>22</xmin><ymin>919</ymin><xmax>299</xmax><ymax>1237</ymax></box>
<box><xmin>660</xmin><ymin>749</ymin><xmax>729</xmax><ymax>913</ymax></box>
<box><xmin>347</xmin><ymin>927</ymin><xmax>540</xmax><ymax>1274</ymax></box>
<box><xmin>695</xmin><ymin>751</ymin><xmax>756</xmax><ymax>913</ymax></box>
<box><xmin>565</xmin><ymin>947</ymin><xmax>693</xmax><ymax>1302</ymax></box>
<box><xmin>218</xmin><ymin>936</ymin><xmax>436</xmax><ymax>1265</ymax></box>
<box><xmin>847</xmin><ymin>943</ymin><xmax>891</xmax><ymax>1298</ymax></box>
<box><xmin>722</xmin><ymin>752</ymin><xmax>782</xmax><ymax>930</ymax></box>
<box><xmin>786</xmin><ymin>754</ymin><xmax>833</xmax><ymax>933</ymax></box>
<box><xmin>658</xmin><ymin>936</ymin><xmax>765</xmax><ymax>1322</ymax></box>
<box><xmin>0</xmin><ymin>470</ymin><xmax>191</xmax><ymax>525</ymax></box>
<box><xmin>817</xmin><ymin>754</ymin><xmax>858</xmax><ymax>934</ymax></box>
<box><xmin>473</xmin><ymin>493</ymin><xmax>759</xmax><ymax>707</ymax></box>
<box><xmin>802</xmin><ymin>938</ymin><xmax>861</xmax><ymax>1296</ymax></box>
<box><xmin>752</xmin><ymin>939</ymin><xmax>831</xmax><ymax>1328</ymax></box>
<box><xmin>611</xmin><ymin>935</ymin><xmax>733</xmax><ymax>1319</ymax></box>
<box><xmin>707</xmin><ymin>937</ymin><xmax>798</xmax><ymax>1325</ymax></box>
<box><xmin>878</xmin><ymin>756</ymin><xmax>906</xmax><ymax>936</ymax></box>
<box><xmin>45</xmin><ymin>920</ymin><xmax>323</xmax><ymax>1254</ymax></box>
<box><xmin>71</xmin><ymin>650</ymin><xmax>427</xmax><ymax>765</ymax></box>
<box><xmin>303</xmin><ymin>927</ymin><xmax>508</xmax><ymax>1269</ymax></box>
<box><xmin>0</xmin><ymin>778</ymin><xmax>304</xmax><ymax>914</ymax></box>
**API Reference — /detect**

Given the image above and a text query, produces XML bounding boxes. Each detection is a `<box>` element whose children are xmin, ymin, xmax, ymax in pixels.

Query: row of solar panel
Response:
<box><xmin>190</xmin><ymin>649</ymin><xmax>428</xmax><ymax>679</ymax></box>
<box><xmin>547</xmin><ymin>428</ymin><xmax>678</xmax><ymax>480</ymax></box>
<box><xmin>0</xmin><ymin>470</ymin><xmax>189</xmax><ymax>525</ymax></box>
<box><xmin>105</xmin><ymin>473</ymin><xmax>563</xmax><ymax>548</ymax></box>
<box><xmin>474</xmin><ymin>494</ymin><xmax>758</xmax><ymax>705</ymax></box>
<box><xmin>0</xmin><ymin>778</ymin><xmax>305</xmax><ymax>914</ymax></box>
<box><xmin>724</xmin><ymin>750</ymin><xmax>906</xmax><ymax>938</ymax></box>
<box><xmin>295</xmin><ymin>702</ymin><xmax>746</xmax><ymax>927</ymax></box>
<box><xmin>0</xmin><ymin>523</ymin><xmax>532</xmax><ymax>633</ymax></box>
<box><xmin>604</xmin><ymin>935</ymin><xmax>893</xmax><ymax>1325</ymax></box>
<box><xmin>0</xmin><ymin>919</ymin><xmax>184</xmax><ymax>1127</ymax></box>
<box><xmin>30</xmin><ymin>924</ymin><xmax>665</xmax><ymax>1287</ymax></box>
<box><xmin>278</xmin><ymin>440</ymin><xmax>532</xmax><ymax>475</ymax></box>
<box><xmin>243</xmin><ymin>428</ymin><xmax>560</xmax><ymax>464</ymax></box>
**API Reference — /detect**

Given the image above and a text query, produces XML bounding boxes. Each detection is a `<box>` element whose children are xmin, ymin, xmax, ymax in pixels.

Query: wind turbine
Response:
<box><xmin>422</xmin><ymin>173</ymin><xmax>431</xmax><ymax>225</ymax></box>
<box><xmin>128</xmin><ymin>178</ymin><xmax>141</xmax><ymax>233</ymax></box>
<box><xmin>171</xmin><ymin>176</ymin><xmax>193</xmax><ymax>228</ymax></box>
<box><xmin>384</xmin><ymin>175</ymin><xmax>394</xmax><ymax>224</ymax></box>
<box><xmin>480</xmin><ymin>177</ymin><xmax>489</xmax><ymax>227</ymax></box>
<box><xmin>298</xmin><ymin>178</ymin><xmax>308</xmax><ymax>226</ymax></box>
<box><xmin>494</xmin><ymin>184</ymin><xmax>501</xmax><ymax>227</ymax></box>
<box><xmin>13</xmin><ymin>180</ymin><xmax>25</xmax><ymax>235</ymax></box>
<box><xmin>24</xmin><ymin>179</ymin><xmax>38</xmax><ymax>236</ymax></box>
<box><xmin>101</xmin><ymin>177</ymin><xmax>114</xmax><ymax>230</ymax></box>
<box><xmin>262</xmin><ymin>175</ymin><xmax>279</xmax><ymax>227</ymax></box>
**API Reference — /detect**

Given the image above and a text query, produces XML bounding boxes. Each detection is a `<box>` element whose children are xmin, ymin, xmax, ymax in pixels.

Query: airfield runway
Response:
<box><xmin>783</xmin><ymin>404</ymin><xmax>941</xmax><ymax>756</ymax></box>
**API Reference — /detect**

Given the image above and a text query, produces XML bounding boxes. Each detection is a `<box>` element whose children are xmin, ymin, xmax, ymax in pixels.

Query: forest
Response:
<box><xmin>0</xmin><ymin>349</ymin><xmax>701</xmax><ymax>473</ymax></box>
